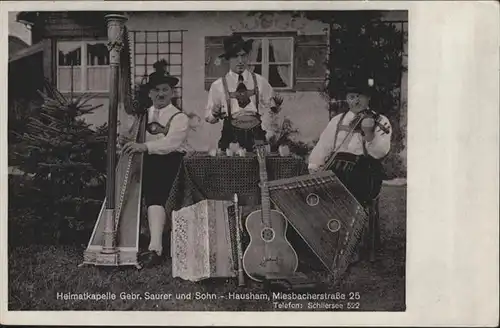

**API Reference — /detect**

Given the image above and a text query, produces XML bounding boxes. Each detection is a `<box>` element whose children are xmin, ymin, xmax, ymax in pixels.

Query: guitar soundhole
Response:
<box><xmin>261</xmin><ymin>228</ymin><xmax>275</xmax><ymax>242</ymax></box>
<box><xmin>327</xmin><ymin>219</ymin><xmax>341</xmax><ymax>233</ymax></box>
<box><xmin>306</xmin><ymin>193</ymin><xmax>320</xmax><ymax>206</ymax></box>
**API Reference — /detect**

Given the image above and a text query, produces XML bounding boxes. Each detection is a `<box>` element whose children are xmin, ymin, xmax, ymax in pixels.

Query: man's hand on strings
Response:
<box><xmin>122</xmin><ymin>142</ymin><xmax>148</xmax><ymax>155</ymax></box>
<box><xmin>117</xmin><ymin>134</ymin><xmax>134</xmax><ymax>154</ymax></box>
<box><xmin>118</xmin><ymin>134</ymin><xmax>134</xmax><ymax>146</ymax></box>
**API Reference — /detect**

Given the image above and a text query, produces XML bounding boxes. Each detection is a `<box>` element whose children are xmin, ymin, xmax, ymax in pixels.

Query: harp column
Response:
<box><xmin>102</xmin><ymin>13</ymin><xmax>128</xmax><ymax>254</ymax></box>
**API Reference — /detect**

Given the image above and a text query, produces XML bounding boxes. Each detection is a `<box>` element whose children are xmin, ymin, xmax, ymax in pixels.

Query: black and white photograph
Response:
<box><xmin>6</xmin><ymin>8</ymin><xmax>408</xmax><ymax>312</ymax></box>
<box><xmin>2</xmin><ymin>2</ymin><xmax>497</xmax><ymax>325</ymax></box>
<box><xmin>5</xmin><ymin>7</ymin><xmax>409</xmax><ymax>313</ymax></box>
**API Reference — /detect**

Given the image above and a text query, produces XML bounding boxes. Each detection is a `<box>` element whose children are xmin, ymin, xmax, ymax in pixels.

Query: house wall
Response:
<box><xmin>124</xmin><ymin>11</ymin><xmax>330</xmax><ymax>151</ymax></box>
<box><xmin>52</xmin><ymin>11</ymin><xmax>407</xmax><ymax>162</ymax></box>
<box><xmin>8</xmin><ymin>12</ymin><xmax>31</xmax><ymax>46</ymax></box>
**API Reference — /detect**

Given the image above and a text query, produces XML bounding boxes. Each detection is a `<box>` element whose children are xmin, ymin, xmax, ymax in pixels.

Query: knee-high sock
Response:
<box><xmin>147</xmin><ymin>205</ymin><xmax>166</xmax><ymax>255</ymax></box>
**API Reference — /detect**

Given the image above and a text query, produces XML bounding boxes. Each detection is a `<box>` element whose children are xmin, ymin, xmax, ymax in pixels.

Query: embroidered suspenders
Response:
<box><xmin>332</xmin><ymin>111</ymin><xmax>372</xmax><ymax>157</ymax></box>
<box><xmin>221</xmin><ymin>72</ymin><xmax>260</xmax><ymax>119</ymax></box>
<box><xmin>332</xmin><ymin>111</ymin><xmax>349</xmax><ymax>153</ymax></box>
<box><xmin>221</xmin><ymin>76</ymin><xmax>232</xmax><ymax>121</ymax></box>
<box><xmin>252</xmin><ymin>72</ymin><xmax>260</xmax><ymax>112</ymax></box>
<box><xmin>146</xmin><ymin>111</ymin><xmax>185</xmax><ymax>136</ymax></box>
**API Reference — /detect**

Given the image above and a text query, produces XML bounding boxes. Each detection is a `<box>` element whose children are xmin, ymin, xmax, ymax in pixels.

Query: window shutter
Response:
<box><xmin>294</xmin><ymin>34</ymin><xmax>328</xmax><ymax>92</ymax></box>
<box><xmin>205</xmin><ymin>36</ymin><xmax>229</xmax><ymax>91</ymax></box>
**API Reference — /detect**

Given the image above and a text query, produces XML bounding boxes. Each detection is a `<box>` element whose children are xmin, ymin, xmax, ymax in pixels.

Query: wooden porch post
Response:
<box><xmin>101</xmin><ymin>13</ymin><xmax>128</xmax><ymax>254</ymax></box>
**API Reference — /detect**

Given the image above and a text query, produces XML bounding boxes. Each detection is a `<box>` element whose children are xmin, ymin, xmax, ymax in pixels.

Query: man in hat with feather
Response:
<box><xmin>205</xmin><ymin>34</ymin><xmax>277</xmax><ymax>152</ymax></box>
<box><xmin>121</xmin><ymin>60</ymin><xmax>189</xmax><ymax>267</ymax></box>
<box><xmin>308</xmin><ymin>75</ymin><xmax>392</xmax><ymax>260</ymax></box>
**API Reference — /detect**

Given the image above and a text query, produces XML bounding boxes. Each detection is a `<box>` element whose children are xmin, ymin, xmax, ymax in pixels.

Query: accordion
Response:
<box><xmin>171</xmin><ymin>199</ymin><xmax>239</xmax><ymax>282</ymax></box>
<box><xmin>267</xmin><ymin>171</ymin><xmax>368</xmax><ymax>283</ymax></box>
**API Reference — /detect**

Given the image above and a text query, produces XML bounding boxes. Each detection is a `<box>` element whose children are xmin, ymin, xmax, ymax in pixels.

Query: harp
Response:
<box><xmin>80</xmin><ymin>15</ymin><xmax>146</xmax><ymax>268</ymax></box>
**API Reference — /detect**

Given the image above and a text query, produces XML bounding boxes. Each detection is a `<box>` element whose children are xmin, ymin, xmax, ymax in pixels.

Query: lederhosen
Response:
<box><xmin>326</xmin><ymin>112</ymin><xmax>385</xmax><ymax>208</ymax></box>
<box><xmin>142</xmin><ymin>110</ymin><xmax>186</xmax><ymax>207</ymax></box>
<box><xmin>218</xmin><ymin>72</ymin><xmax>267</xmax><ymax>152</ymax></box>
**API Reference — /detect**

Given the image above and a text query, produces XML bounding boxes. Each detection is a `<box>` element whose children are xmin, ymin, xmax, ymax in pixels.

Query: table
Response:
<box><xmin>164</xmin><ymin>152</ymin><xmax>308</xmax><ymax>219</ymax></box>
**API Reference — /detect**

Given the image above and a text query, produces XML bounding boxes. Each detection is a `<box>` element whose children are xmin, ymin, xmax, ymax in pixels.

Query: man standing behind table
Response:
<box><xmin>121</xmin><ymin>62</ymin><xmax>190</xmax><ymax>268</ymax></box>
<box><xmin>205</xmin><ymin>34</ymin><xmax>277</xmax><ymax>152</ymax></box>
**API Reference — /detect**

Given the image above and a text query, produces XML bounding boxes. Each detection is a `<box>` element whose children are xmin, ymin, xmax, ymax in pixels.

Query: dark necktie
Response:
<box><xmin>236</xmin><ymin>74</ymin><xmax>247</xmax><ymax>92</ymax></box>
<box><xmin>235</xmin><ymin>74</ymin><xmax>250</xmax><ymax>108</ymax></box>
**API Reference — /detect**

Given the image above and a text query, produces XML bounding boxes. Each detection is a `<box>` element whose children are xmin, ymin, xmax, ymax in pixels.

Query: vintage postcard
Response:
<box><xmin>1</xmin><ymin>0</ymin><xmax>498</xmax><ymax>326</ymax></box>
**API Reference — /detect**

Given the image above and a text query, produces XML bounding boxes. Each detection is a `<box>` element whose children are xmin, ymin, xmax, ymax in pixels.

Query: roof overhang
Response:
<box><xmin>9</xmin><ymin>41</ymin><xmax>44</xmax><ymax>64</ymax></box>
<box><xmin>17</xmin><ymin>11</ymin><xmax>121</xmax><ymax>26</ymax></box>
<box><xmin>16</xmin><ymin>11</ymin><xmax>39</xmax><ymax>26</ymax></box>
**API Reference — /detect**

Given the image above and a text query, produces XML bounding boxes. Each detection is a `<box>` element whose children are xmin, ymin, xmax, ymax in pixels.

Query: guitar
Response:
<box><xmin>242</xmin><ymin>144</ymin><xmax>298</xmax><ymax>282</ymax></box>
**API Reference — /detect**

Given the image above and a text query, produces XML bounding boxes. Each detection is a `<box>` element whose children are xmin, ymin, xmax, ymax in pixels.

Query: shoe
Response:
<box><xmin>140</xmin><ymin>250</ymin><xmax>163</xmax><ymax>268</ymax></box>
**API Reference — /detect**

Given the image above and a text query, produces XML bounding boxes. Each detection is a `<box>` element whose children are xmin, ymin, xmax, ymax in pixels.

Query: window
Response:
<box><xmin>244</xmin><ymin>36</ymin><xmax>294</xmax><ymax>90</ymax></box>
<box><xmin>131</xmin><ymin>30</ymin><xmax>185</xmax><ymax>108</ymax></box>
<box><xmin>57</xmin><ymin>41</ymin><xmax>110</xmax><ymax>93</ymax></box>
<box><xmin>206</xmin><ymin>34</ymin><xmax>326</xmax><ymax>92</ymax></box>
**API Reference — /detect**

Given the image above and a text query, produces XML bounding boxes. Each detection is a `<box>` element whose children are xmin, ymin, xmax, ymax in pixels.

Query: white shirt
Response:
<box><xmin>308</xmin><ymin>110</ymin><xmax>392</xmax><ymax>170</ymax></box>
<box><xmin>205</xmin><ymin>69</ymin><xmax>275</xmax><ymax>133</ymax></box>
<box><xmin>144</xmin><ymin>104</ymin><xmax>190</xmax><ymax>155</ymax></box>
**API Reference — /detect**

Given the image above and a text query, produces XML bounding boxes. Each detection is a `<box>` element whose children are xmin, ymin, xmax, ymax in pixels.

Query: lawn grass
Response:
<box><xmin>8</xmin><ymin>185</ymin><xmax>406</xmax><ymax>311</ymax></box>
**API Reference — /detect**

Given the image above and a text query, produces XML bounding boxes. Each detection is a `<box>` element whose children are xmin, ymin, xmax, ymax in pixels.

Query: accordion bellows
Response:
<box><xmin>171</xmin><ymin>199</ymin><xmax>237</xmax><ymax>282</ymax></box>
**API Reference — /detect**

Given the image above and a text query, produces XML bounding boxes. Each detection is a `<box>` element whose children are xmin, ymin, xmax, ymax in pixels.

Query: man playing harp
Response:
<box><xmin>121</xmin><ymin>62</ymin><xmax>189</xmax><ymax>268</ymax></box>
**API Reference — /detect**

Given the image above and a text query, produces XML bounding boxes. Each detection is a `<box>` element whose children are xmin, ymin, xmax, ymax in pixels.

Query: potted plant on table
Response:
<box><xmin>267</xmin><ymin>94</ymin><xmax>299</xmax><ymax>154</ymax></box>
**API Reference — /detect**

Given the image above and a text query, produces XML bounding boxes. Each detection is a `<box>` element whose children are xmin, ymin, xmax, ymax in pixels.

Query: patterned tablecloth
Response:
<box><xmin>164</xmin><ymin>152</ymin><xmax>308</xmax><ymax>218</ymax></box>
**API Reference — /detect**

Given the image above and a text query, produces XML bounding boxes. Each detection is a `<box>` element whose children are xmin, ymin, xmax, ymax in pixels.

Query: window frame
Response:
<box><xmin>130</xmin><ymin>30</ymin><xmax>186</xmax><ymax>109</ymax></box>
<box><xmin>238</xmin><ymin>33</ymin><xmax>296</xmax><ymax>91</ymax></box>
<box><xmin>56</xmin><ymin>39</ymin><xmax>110</xmax><ymax>93</ymax></box>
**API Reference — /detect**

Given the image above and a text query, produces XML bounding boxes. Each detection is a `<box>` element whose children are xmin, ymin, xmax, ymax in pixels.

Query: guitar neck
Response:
<box><xmin>258</xmin><ymin>155</ymin><xmax>272</xmax><ymax>226</ymax></box>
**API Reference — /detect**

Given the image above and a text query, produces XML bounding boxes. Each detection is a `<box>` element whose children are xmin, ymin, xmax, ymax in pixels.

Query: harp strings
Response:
<box><xmin>113</xmin><ymin>27</ymin><xmax>141</xmax><ymax>232</ymax></box>
<box><xmin>114</xmin><ymin>121</ymin><xmax>141</xmax><ymax>232</ymax></box>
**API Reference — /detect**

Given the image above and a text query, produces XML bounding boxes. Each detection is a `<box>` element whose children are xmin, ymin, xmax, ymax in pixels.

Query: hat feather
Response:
<box><xmin>153</xmin><ymin>59</ymin><xmax>169</xmax><ymax>74</ymax></box>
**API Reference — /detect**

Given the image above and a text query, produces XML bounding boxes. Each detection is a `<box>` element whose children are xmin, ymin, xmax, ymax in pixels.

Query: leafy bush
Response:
<box><xmin>304</xmin><ymin>11</ymin><xmax>407</xmax><ymax>177</ymax></box>
<box><xmin>9</xmin><ymin>83</ymin><xmax>108</xmax><ymax>246</ymax></box>
<box><xmin>382</xmin><ymin>152</ymin><xmax>406</xmax><ymax>180</ymax></box>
